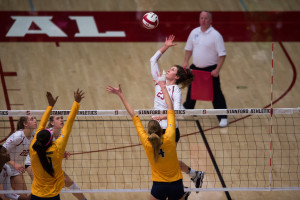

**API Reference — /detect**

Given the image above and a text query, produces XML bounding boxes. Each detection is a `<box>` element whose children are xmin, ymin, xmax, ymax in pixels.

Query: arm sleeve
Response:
<box><xmin>150</xmin><ymin>50</ymin><xmax>162</xmax><ymax>81</ymax></box>
<box><xmin>3</xmin><ymin>134</ymin><xmax>22</xmax><ymax>153</ymax></box>
<box><xmin>55</xmin><ymin>101</ymin><xmax>80</xmax><ymax>154</ymax></box>
<box><xmin>172</xmin><ymin>87</ymin><xmax>182</xmax><ymax>111</ymax></box>
<box><xmin>184</xmin><ymin>30</ymin><xmax>194</xmax><ymax>51</ymax></box>
<box><xmin>164</xmin><ymin>110</ymin><xmax>176</xmax><ymax>141</ymax></box>
<box><xmin>31</xmin><ymin>106</ymin><xmax>53</xmax><ymax>146</ymax></box>
<box><xmin>215</xmin><ymin>33</ymin><xmax>226</xmax><ymax>56</ymax></box>
<box><xmin>132</xmin><ymin>115</ymin><xmax>149</xmax><ymax>146</ymax></box>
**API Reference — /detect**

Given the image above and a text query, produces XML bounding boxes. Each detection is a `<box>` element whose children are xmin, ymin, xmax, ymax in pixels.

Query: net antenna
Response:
<box><xmin>269</xmin><ymin>42</ymin><xmax>274</xmax><ymax>190</ymax></box>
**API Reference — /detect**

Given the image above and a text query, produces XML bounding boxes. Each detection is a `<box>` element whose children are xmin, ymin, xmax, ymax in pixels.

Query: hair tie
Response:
<box><xmin>183</xmin><ymin>67</ymin><xmax>187</xmax><ymax>74</ymax></box>
<box><xmin>45</xmin><ymin>129</ymin><xmax>53</xmax><ymax>146</ymax></box>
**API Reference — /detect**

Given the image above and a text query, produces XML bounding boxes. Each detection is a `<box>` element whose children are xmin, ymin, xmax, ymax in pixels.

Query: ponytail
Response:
<box><xmin>32</xmin><ymin>129</ymin><xmax>54</xmax><ymax>177</ymax></box>
<box><xmin>47</xmin><ymin>116</ymin><xmax>54</xmax><ymax>128</ymax></box>
<box><xmin>148</xmin><ymin>133</ymin><xmax>162</xmax><ymax>162</ymax></box>
<box><xmin>174</xmin><ymin>65</ymin><xmax>194</xmax><ymax>89</ymax></box>
<box><xmin>147</xmin><ymin>120</ymin><xmax>162</xmax><ymax>162</ymax></box>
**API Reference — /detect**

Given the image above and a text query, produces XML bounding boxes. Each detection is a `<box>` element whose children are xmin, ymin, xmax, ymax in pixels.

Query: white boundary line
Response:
<box><xmin>2</xmin><ymin>187</ymin><xmax>300</xmax><ymax>194</ymax></box>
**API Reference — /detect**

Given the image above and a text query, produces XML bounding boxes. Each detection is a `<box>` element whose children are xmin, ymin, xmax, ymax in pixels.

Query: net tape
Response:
<box><xmin>0</xmin><ymin>108</ymin><xmax>299</xmax><ymax>117</ymax></box>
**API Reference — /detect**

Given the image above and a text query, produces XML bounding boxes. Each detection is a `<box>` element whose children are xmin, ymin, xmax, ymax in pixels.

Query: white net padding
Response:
<box><xmin>0</xmin><ymin>108</ymin><xmax>299</xmax><ymax>195</ymax></box>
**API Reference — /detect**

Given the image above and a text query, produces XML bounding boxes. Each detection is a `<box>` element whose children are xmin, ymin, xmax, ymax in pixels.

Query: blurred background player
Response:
<box><xmin>3</xmin><ymin>116</ymin><xmax>37</xmax><ymax>199</ymax></box>
<box><xmin>0</xmin><ymin>144</ymin><xmax>30</xmax><ymax>200</ymax></box>
<box><xmin>150</xmin><ymin>34</ymin><xmax>204</xmax><ymax>190</ymax></box>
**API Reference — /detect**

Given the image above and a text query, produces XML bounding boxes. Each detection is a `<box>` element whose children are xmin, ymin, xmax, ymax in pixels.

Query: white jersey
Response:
<box><xmin>0</xmin><ymin>164</ymin><xmax>20</xmax><ymax>200</ymax></box>
<box><xmin>150</xmin><ymin>50</ymin><xmax>182</xmax><ymax>129</ymax></box>
<box><xmin>3</xmin><ymin>130</ymin><xmax>33</xmax><ymax>173</ymax></box>
<box><xmin>24</xmin><ymin>131</ymin><xmax>36</xmax><ymax>166</ymax></box>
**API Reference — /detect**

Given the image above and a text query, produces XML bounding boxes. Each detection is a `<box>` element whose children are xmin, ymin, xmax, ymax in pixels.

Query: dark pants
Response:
<box><xmin>151</xmin><ymin>179</ymin><xmax>184</xmax><ymax>200</ymax></box>
<box><xmin>183</xmin><ymin>64</ymin><xmax>227</xmax><ymax>121</ymax></box>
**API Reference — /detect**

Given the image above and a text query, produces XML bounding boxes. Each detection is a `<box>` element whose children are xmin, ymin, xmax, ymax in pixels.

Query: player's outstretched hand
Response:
<box><xmin>106</xmin><ymin>84</ymin><xmax>122</xmax><ymax>96</ymax></box>
<box><xmin>46</xmin><ymin>92</ymin><xmax>58</xmax><ymax>107</ymax></box>
<box><xmin>64</xmin><ymin>151</ymin><xmax>71</xmax><ymax>159</ymax></box>
<box><xmin>165</xmin><ymin>35</ymin><xmax>176</xmax><ymax>47</ymax></box>
<box><xmin>74</xmin><ymin>89</ymin><xmax>85</xmax><ymax>103</ymax></box>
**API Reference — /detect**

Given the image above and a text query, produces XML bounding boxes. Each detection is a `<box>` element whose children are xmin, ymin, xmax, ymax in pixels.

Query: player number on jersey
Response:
<box><xmin>157</xmin><ymin>91</ymin><xmax>164</xmax><ymax>100</ymax></box>
<box><xmin>19</xmin><ymin>149</ymin><xmax>29</xmax><ymax>156</ymax></box>
<box><xmin>159</xmin><ymin>149</ymin><xmax>165</xmax><ymax>158</ymax></box>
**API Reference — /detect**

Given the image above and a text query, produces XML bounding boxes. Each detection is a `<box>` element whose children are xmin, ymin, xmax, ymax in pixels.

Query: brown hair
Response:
<box><xmin>174</xmin><ymin>65</ymin><xmax>194</xmax><ymax>89</ymax></box>
<box><xmin>47</xmin><ymin>116</ymin><xmax>54</xmax><ymax>128</ymax></box>
<box><xmin>17</xmin><ymin>117</ymin><xmax>28</xmax><ymax>130</ymax></box>
<box><xmin>147</xmin><ymin>120</ymin><xmax>162</xmax><ymax>162</ymax></box>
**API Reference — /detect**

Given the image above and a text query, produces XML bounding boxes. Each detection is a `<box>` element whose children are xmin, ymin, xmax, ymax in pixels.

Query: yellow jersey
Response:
<box><xmin>132</xmin><ymin>110</ymin><xmax>182</xmax><ymax>182</ymax></box>
<box><xmin>30</xmin><ymin>101</ymin><xmax>80</xmax><ymax>197</ymax></box>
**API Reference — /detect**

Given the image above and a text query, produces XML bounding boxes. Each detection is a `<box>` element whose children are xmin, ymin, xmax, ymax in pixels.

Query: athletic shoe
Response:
<box><xmin>183</xmin><ymin>187</ymin><xmax>191</xmax><ymax>200</ymax></box>
<box><xmin>219</xmin><ymin>118</ymin><xmax>228</xmax><ymax>127</ymax></box>
<box><xmin>191</xmin><ymin>171</ymin><xmax>205</xmax><ymax>193</ymax></box>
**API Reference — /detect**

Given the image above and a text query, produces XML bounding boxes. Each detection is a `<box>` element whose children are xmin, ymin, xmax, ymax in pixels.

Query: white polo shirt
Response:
<box><xmin>185</xmin><ymin>26</ymin><xmax>226</xmax><ymax>68</ymax></box>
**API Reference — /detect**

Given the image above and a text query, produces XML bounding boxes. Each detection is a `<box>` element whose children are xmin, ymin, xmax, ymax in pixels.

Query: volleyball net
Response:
<box><xmin>0</xmin><ymin>108</ymin><xmax>299</xmax><ymax>196</ymax></box>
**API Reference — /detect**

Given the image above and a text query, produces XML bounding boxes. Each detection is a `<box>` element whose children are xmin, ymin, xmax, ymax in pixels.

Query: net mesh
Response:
<box><xmin>0</xmin><ymin>108</ymin><xmax>299</xmax><ymax>196</ymax></box>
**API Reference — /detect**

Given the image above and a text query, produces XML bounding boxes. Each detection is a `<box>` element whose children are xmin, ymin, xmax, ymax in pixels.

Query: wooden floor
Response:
<box><xmin>0</xmin><ymin>0</ymin><xmax>300</xmax><ymax>199</ymax></box>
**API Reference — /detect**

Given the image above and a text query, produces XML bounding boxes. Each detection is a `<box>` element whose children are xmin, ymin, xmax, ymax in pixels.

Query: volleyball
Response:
<box><xmin>142</xmin><ymin>12</ymin><xmax>159</xmax><ymax>29</ymax></box>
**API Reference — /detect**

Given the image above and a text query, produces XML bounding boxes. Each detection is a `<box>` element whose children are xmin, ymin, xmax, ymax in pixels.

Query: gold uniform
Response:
<box><xmin>132</xmin><ymin>110</ymin><xmax>183</xmax><ymax>182</ymax></box>
<box><xmin>30</xmin><ymin>102</ymin><xmax>80</xmax><ymax>198</ymax></box>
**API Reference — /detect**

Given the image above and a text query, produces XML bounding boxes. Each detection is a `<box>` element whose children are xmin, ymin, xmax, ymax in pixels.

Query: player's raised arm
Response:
<box><xmin>150</xmin><ymin>35</ymin><xmax>177</xmax><ymax>81</ymax></box>
<box><xmin>57</xmin><ymin>89</ymin><xmax>84</xmax><ymax>152</ymax></box>
<box><xmin>106</xmin><ymin>84</ymin><xmax>136</xmax><ymax>117</ymax></box>
<box><xmin>36</xmin><ymin>92</ymin><xmax>58</xmax><ymax>134</ymax></box>
<box><xmin>159</xmin><ymin>34</ymin><xmax>176</xmax><ymax>54</ymax></box>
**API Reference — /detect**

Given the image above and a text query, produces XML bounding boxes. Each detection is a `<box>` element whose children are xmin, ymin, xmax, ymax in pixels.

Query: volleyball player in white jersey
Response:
<box><xmin>24</xmin><ymin>116</ymin><xmax>87</xmax><ymax>200</ymax></box>
<box><xmin>150</xmin><ymin>35</ymin><xmax>205</xmax><ymax>190</ymax></box>
<box><xmin>0</xmin><ymin>145</ymin><xmax>29</xmax><ymax>200</ymax></box>
<box><xmin>3</xmin><ymin>116</ymin><xmax>37</xmax><ymax>198</ymax></box>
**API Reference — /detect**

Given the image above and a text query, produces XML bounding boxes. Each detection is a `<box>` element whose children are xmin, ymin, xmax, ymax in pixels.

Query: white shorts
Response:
<box><xmin>7</xmin><ymin>164</ymin><xmax>21</xmax><ymax>176</ymax></box>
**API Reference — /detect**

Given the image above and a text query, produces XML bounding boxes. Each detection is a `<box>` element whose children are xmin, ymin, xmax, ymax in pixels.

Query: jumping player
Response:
<box><xmin>3</xmin><ymin>116</ymin><xmax>37</xmax><ymax>199</ymax></box>
<box><xmin>150</xmin><ymin>35</ymin><xmax>205</xmax><ymax>190</ymax></box>
<box><xmin>106</xmin><ymin>79</ymin><xmax>186</xmax><ymax>200</ymax></box>
<box><xmin>0</xmin><ymin>144</ymin><xmax>30</xmax><ymax>200</ymax></box>
<box><xmin>24</xmin><ymin>115</ymin><xmax>87</xmax><ymax>200</ymax></box>
<box><xmin>29</xmin><ymin>89</ymin><xmax>84</xmax><ymax>200</ymax></box>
